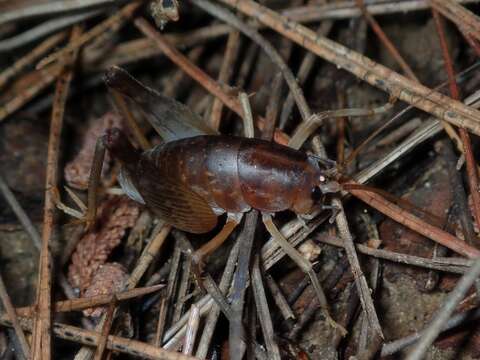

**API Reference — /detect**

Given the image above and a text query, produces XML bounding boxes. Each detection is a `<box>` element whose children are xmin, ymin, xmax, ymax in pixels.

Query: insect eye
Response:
<box><xmin>311</xmin><ymin>187</ymin><xmax>323</xmax><ymax>202</ymax></box>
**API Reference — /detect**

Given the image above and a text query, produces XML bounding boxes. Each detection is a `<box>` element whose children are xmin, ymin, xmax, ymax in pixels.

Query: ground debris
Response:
<box><xmin>68</xmin><ymin>196</ymin><xmax>139</xmax><ymax>293</ymax></box>
<box><xmin>64</xmin><ymin>112</ymin><xmax>123</xmax><ymax>190</ymax></box>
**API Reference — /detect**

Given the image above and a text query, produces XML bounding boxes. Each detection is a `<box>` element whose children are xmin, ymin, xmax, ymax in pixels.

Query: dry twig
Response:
<box><xmin>32</xmin><ymin>26</ymin><xmax>82</xmax><ymax>360</ymax></box>
<box><xmin>0</xmin><ymin>32</ymin><xmax>66</xmax><ymax>89</ymax></box>
<box><xmin>217</xmin><ymin>0</ymin><xmax>480</xmax><ymax>135</ymax></box>
<box><xmin>333</xmin><ymin>198</ymin><xmax>383</xmax><ymax>338</ymax></box>
<box><xmin>14</xmin><ymin>284</ymin><xmax>164</xmax><ymax>317</ymax></box>
<box><xmin>209</xmin><ymin>30</ymin><xmax>240</xmax><ymax>130</ymax></box>
<box><xmin>133</xmin><ymin>17</ymin><xmax>290</xmax><ymax>145</ymax></box>
<box><xmin>432</xmin><ymin>8</ymin><xmax>480</xmax><ymax>240</ymax></box>
<box><xmin>36</xmin><ymin>2</ymin><xmax>142</xmax><ymax>69</ymax></box>
<box><xmin>0</xmin><ymin>314</ymin><xmax>198</xmax><ymax>360</ymax></box>
<box><xmin>0</xmin><ymin>273</ymin><xmax>30</xmax><ymax>359</ymax></box>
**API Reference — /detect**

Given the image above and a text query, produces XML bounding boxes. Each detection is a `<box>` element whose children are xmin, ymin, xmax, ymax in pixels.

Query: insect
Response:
<box><xmin>103</xmin><ymin>131</ymin><xmax>334</xmax><ymax>233</ymax></box>
<box><xmin>62</xmin><ymin>66</ymin><xmax>341</xmax><ymax>330</ymax></box>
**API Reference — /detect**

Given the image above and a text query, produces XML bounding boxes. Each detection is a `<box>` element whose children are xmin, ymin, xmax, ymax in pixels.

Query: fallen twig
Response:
<box><xmin>0</xmin><ymin>315</ymin><xmax>199</xmax><ymax>360</ymax></box>
<box><xmin>0</xmin><ymin>32</ymin><xmax>66</xmax><ymax>88</ymax></box>
<box><xmin>133</xmin><ymin>17</ymin><xmax>290</xmax><ymax>145</ymax></box>
<box><xmin>333</xmin><ymin>198</ymin><xmax>383</xmax><ymax>339</ymax></box>
<box><xmin>217</xmin><ymin>0</ymin><xmax>480</xmax><ymax>135</ymax></box>
<box><xmin>32</xmin><ymin>26</ymin><xmax>82</xmax><ymax>360</ymax></box>
<box><xmin>36</xmin><ymin>2</ymin><xmax>142</xmax><ymax>69</ymax></box>
<box><xmin>14</xmin><ymin>284</ymin><xmax>164</xmax><ymax>317</ymax></box>
<box><xmin>0</xmin><ymin>273</ymin><xmax>30</xmax><ymax>359</ymax></box>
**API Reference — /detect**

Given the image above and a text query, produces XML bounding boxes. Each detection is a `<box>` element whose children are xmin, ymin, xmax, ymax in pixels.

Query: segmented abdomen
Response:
<box><xmin>148</xmin><ymin>135</ymin><xmax>318</xmax><ymax>215</ymax></box>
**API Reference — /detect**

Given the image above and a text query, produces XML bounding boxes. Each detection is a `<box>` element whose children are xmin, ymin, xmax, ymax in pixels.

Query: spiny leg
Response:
<box><xmin>189</xmin><ymin>215</ymin><xmax>241</xmax><ymax>290</ymax></box>
<box><xmin>52</xmin><ymin>186</ymin><xmax>85</xmax><ymax>219</ymax></box>
<box><xmin>191</xmin><ymin>214</ymin><xmax>242</xmax><ymax>267</ymax></box>
<box><xmin>54</xmin><ymin>137</ymin><xmax>106</xmax><ymax>230</ymax></box>
<box><xmin>64</xmin><ymin>186</ymin><xmax>88</xmax><ymax>214</ymax></box>
<box><xmin>262</xmin><ymin>213</ymin><xmax>346</xmax><ymax>335</ymax></box>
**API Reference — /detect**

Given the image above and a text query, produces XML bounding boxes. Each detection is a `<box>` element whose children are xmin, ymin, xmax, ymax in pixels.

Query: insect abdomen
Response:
<box><xmin>153</xmin><ymin>135</ymin><xmax>319</xmax><ymax>215</ymax></box>
<box><xmin>237</xmin><ymin>138</ymin><xmax>317</xmax><ymax>214</ymax></box>
<box><xmin>156</xmin><ymin>136</ymin><xmax>250</xmax><ymax>215</ymax></box>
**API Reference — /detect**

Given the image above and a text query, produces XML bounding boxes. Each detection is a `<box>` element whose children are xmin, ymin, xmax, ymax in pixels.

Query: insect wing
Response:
<box><xmin>104</xmin><ymin>66</ymin><xmax>218</xmax><ymax>142</ymax></box>
<box><xmin>136</xmin><ymin>160</ymin><xmax>218</xmax><ymax>234</ymax></box>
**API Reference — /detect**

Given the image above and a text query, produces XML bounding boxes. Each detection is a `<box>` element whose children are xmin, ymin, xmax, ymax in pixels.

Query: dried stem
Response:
<box><xmin>333</xmin><ymin>198</ymin><xmax>383</xmax><ymax>338</ymax></box>
<box><xmin>375</xmin><ymin>118</ymin><xmax>422</xmax><ymax>147</ymax></box>
<box><xmin>460</xmin><ymin>26</ymin><xmax>480</xmax><ymax>56</ymax></box>
<box><xmin>191</xmin><ymin>0</ymin><xmax>313</xmax><ymax>123</ymax></box>
<box><xmin>317</xmin><ymin>234</ymin><xmax>472</xmax><ymax>274</ymax></box>
<box><xmin>263</xmin><ymin>73</ymin><xmax>283</xmax><ymax>141</ymax></box>
<box><xmin>432</xmin><ymin>9</ymin><xmax>480</xmax><ymax>240</ymax></box>
<box><xmin>195</xmin><ymin>240</ymin><xmax>240</xmax><ymax>359</ymax></box>
<box><xmin>345</xmin><ymin>5</ymin><xmax>463</xmax><ymax>161</ymax></box>
<box><xmin>262</xmin><ymin>213</ymin><xmax>344</xmax><ymax>333</ymax></box>
<box><xmin>0</xmin><ymin>315</ymin><xmax>198</xmax><ymax>360</ymax></box>
<box><xmin>230</xmin><ymin>211</ymin><xmax>258</xmax><ymax>360</ymax></box>
<box><xmin>163</xmin><ymin>46</ymin><xmax>205</xmax><ymax>98</ymax></box>
<box><xmin>345</xmin><ymin>184</ymin><xmax>480</xmax><ymax>258</ymax></box>
<box><xmin>0</xmin><ymin>174</ymin><xmax>42</xmax><ymax>249</ymax></box>
<box><xmin>172</xmin><ymin>256</ymin><xmax>192</xmax><ymax>323</ymax></box>
<box><xmin>357</xmin><ymin>213</ymin><xmax>381</xmax><ymax>355</ymax></box>
<box><xmin>289</xmin><ymin>104</ymin><xmax>392</xmax><ymax>150</ymax></box>
<box><xmin>218</xmin><ymin>0</ymin><xmax>480</xmax><ymax>136</ymax></box>
<box><xmin>0</xmin><ymin>273</ymin><xmax>30</xmax><ymax>359</ymax></box>
<box><xmin>238</xmin><ymin>92</ymin><xmax>255</xmax><ymax>138</ymax></box>
<box><xmin>284</xmin><ymin>0</ymin><xmax>478</xmax><ymax>21</ymax></box>
<box><xmin>163</xmin><ymin>215</ymin><xmax>326</xmax><ymax>348</ymax></box>
<box><xmin>336</xmin><ymin>90</ymin><xmax>347</xmax><ymax>164</ymax></box>
<box><xmin>251</xmin><ymin>255</ymin><xmax>281</xmax><ymax>360</ymax></box>
<box><xmin>431</xmin><ymin>0</ymin><xmax>480</xmax><ymax>43</ymax></box>
<box><xmin>0</xmin><ymin>11</ymin><xmax>101</xmax><ymax>52</ymax></box>
<box><xmin>279</xmin><ymin>16</ymin><xmax>333</xmax><ymax>129</ymax></box>
<box><xmin>437</xmin><ymin>140</ymin><xmax>477</xmax><ymax>246</ymax></box>
<box><xmin>155</xmin><ymin>239</ymin><xmax>182</xmax><ymax>346</ymax></box>
<box><xmin>288</xmin><ymin>257</ymin><xmax>350</xmax><ymax>339</ymax></box>
<box><xmin>356</xmin><ymin>0</ymin><xmax>418</xmax><ymax>81</ymax></box>
<box><xmin>0</xmin><ymin>63</ymin><xmax>63</xmax><ymax>122</ymax></box>
<box><xmin>15</xmin><ymin>285</ymin><xmax>164</xmax><ymax>317</ymax></box>
<box><xmin>200</xmin><ymin>275</ymin><xmax>267</xmax><ymax>360</ymax></box>
<box><xmin>0</xmin><ymin>0</ymin><xmax>119</xmax><ymax>25</ymax></box>
<box><xmin>37</xmin><ymin>2</ymin><xmax>142</xmax><ymax>69</ymax></box>
<box><xmin>264</xmin><ymin>274</ymin><xmax>295</xmax><ymax>323</ymax></box>
<box><xmin>88</xmin><ymin>24</ymin><xmax>232</xmax><ymax>69</ymax></box>
<box><xmin>127</xmin><ymin>224</ymin><xmax>171</xmax><ymax>290</ymax></box>
<box><xmin>133</xmin><ymin>17</ymin><xmax>290</xmax><ymax>145</ymax></box>
<box><xmin>93</xmin><ymin>299</ymin><xmax>116</xmax><ymax>360</ymax></box>
<box><xmin>32</xmin><ymin>26</ymin><xmax>82</xmax><ymax>360</ymax></box>
<box><xmin>210</xmin><ymin>30</ymin><xmax>240</xmax><ymax>130</ymax></box>
<box><xmin>169</xmin><ymin>231</ymin><xmax>267</xmax><ymax>359</ymax></box>
<box><xmin>0</xmin><ymin>32</ymin><xmax>66</xmax><ymax>89</ymax></box>
<box><xmin>182</xmin><ymin>305</ymin><xmax>200</xmax><ymax>355</ymax></box>
<box><xmin>236</xmin><ymin>42</ymin><xmax>258</xmax><ymax>90</ymax></box>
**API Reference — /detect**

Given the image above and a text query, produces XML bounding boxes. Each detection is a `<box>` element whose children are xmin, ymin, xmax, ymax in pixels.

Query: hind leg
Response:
<box><xmin>54</xmin><ymin>137</ymin><xmax>106</xmax><ymax>230</ymax></box>
<box><xmin>262</xmin><ymin>213</ymin><xmax>346</xmax><ymax>335</ymax></box>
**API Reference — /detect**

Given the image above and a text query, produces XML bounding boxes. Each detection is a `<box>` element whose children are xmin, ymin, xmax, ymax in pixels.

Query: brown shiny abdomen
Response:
<box><xmin>145</xmin><ymin>135</ymin><xmax>320</xmax><ymax>215</ymax></box>
<box><xmin>237</xmin><ymin>138</ymin><xmax>318</xmax><ymax>214</ymax></box>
